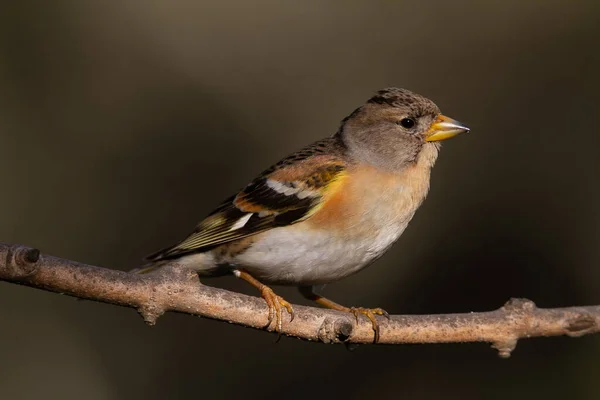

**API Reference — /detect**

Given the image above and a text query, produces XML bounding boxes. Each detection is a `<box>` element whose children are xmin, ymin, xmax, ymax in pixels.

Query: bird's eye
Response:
<box><xmin>399</xmin><ymin>118</ymin><xmax>416</xmax><ymax>129</ymax></box>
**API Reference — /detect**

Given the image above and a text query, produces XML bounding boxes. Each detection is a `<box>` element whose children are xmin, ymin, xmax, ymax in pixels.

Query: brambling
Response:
<box><xmin>141</xmin><ymin>88</ymin><xmax>469</xmax><ymax>342</ymax></box>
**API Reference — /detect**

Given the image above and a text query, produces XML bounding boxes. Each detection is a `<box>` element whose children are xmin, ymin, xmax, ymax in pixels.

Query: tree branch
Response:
<box><xmin>0</xmin><ymin>242</ymin><xmax>598</xmax><ymax>357</ymax></box>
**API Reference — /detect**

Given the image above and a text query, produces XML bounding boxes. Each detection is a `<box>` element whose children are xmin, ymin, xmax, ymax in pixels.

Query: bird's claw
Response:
<box><xmin>349</xmin><ymin>307</ymin><xmax>389</xmax><ymax>343</ymax></box>
<box><xmin>259</xmin><ymin>286</ymin><xmax>294</xmax><ymax>335</ymax></box>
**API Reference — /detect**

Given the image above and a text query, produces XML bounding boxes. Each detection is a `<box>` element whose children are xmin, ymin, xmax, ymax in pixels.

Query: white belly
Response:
<box><xmin>231</xmin><ymin>217</ymin><xmax>410</xmax><ymax>285</ymax></box>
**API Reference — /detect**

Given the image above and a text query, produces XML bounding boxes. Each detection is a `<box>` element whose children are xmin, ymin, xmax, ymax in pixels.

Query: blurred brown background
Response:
<box><xmin>1</xmin><ymin>1</ymin><xmax>599</xmax><ymax>399</ymax></box>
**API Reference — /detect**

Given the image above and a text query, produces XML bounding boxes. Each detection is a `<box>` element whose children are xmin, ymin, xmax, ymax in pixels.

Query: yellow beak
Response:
<box><xmin>425</xmin><ymin>114</ymin><xmax>470</xmax><ymax>142</ymax></box>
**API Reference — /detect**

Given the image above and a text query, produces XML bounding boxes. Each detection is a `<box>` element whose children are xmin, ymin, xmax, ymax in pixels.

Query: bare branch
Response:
<box><xmin>1</xmin><ymin>243</ymin><xmax>598</xmax><ymax>356</ymax></box>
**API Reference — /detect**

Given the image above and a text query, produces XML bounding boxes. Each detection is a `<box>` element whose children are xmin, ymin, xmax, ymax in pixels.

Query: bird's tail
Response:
<box><xmin>130</xmin><ymin>242</ymin><xmax>181</xmax><ymax>274</ymax></box>
<box><xmin>132</xmin><ymin>246</ymin><xmax>218</xmax><ymax>275</ymax></box>
<box><xmin>129</xmin><ymin>260</ymin><xmax>170</xmax><ymax>274</ymax></box>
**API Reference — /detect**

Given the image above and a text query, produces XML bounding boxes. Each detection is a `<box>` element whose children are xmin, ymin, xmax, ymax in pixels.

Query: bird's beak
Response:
<box><xmin>425</xmin><ymin>115</ymin><xmax>470</xmax><ymax>142</ymax></box>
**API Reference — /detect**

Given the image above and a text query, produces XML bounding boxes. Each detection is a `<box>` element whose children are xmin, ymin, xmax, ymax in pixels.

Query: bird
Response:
<box><xmin>139</xmin><ymin>87</ymin><xmax>470</xmax><ymax>342</ymax></box>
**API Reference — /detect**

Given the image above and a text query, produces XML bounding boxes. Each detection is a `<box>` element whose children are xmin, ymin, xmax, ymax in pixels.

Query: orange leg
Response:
<box><xmin>234</xmin><ymin>270</ymin><xmax>294</xmax><ymax>334</ymax></box>
<box><xmin>299</xmin><ymin>286</ymin><xmax>389</xmax><ymax>343</ymax></box>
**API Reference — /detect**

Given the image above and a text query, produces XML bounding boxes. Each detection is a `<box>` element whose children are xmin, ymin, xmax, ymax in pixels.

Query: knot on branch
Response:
<box><xmin>4</xmin><ymin>245</ymin><xmax>40</xmax><ymax>278</ymax></box>
<box><xmin>488</xmin><ymin>298</ymin><xmax>538</xmax><ymax>358</ymax></box>
<box><xmin>138</xmin><ymin>303</ymin><xmax>166</xmax><ymax>326</ymax></box>
<box><xmin>503</xmin><ymin>298</ymin><xmax>536</xmax><ymax>312</ymax></box>
<box><xmin>318</xmin><ymin>316</ymin><xmax>354</xmax><ymax>343</ymax></box>
<box><xmin>565</xmin><ymin>314</ymin><xmax>597</xmax><ymax>337</ymax></box>
<box><xmin>491</xmin><ymin>337</ymin><xmax>518</xmax><ymax>358</ymax></box>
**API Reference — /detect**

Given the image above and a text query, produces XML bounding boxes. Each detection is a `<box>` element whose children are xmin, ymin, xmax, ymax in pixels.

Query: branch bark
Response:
<box><xmin>0</xmin><ymin>242</ymin><xmax>598</xmax><ymax>357</ymax></box>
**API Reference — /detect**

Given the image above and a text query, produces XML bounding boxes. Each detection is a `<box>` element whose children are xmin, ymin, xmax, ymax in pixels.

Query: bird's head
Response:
<box><xmin>338</xmin><ymin>87</ymin><xmax>469</xmax><ymax>171</ymax></box>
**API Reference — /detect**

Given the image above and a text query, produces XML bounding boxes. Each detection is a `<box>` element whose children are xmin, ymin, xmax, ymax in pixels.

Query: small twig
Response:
<box><xmin>0</xmin><ymin>243</ymin><xmax>598</xmax><ymax>356</ymax></box>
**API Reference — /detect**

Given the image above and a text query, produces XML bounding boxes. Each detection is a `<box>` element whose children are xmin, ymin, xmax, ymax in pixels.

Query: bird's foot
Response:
<box><xmin>347</xmin><ymin>307</ymin><xmax>390</xmax><ymax>343</ymax></box>
<box><xmin>234</xmin><ymin>269</ymin><xmax>294</xmax><ymax>336</ymax></box>
<box><xmin>298</xmin><ymin>287</ymin><xmax>390</xmax><ymax>344</ymax></box>
<box><xmin>259</xmin><ymin>285</ymin><xmax>295</xmax><ymax>333</ymax></box>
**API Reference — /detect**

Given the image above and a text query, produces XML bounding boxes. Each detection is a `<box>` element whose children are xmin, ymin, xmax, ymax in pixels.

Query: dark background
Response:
<box><xmin>1</xmin><ymin>1</ymin><xmax>599</xmax><ymax>399</ymax></box>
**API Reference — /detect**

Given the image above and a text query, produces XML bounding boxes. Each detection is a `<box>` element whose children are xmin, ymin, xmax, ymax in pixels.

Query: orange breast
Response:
<box><xmin>305</xmin><ymin>159</ymin><xmax>433</xmax><ymax>238</ymax></box>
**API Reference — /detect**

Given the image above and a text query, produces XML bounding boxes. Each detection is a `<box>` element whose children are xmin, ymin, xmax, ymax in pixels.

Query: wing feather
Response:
<box><xmin>146</xmin><ymin>141</ymin><xmax>346</xmax><ymax>261</ymax></box>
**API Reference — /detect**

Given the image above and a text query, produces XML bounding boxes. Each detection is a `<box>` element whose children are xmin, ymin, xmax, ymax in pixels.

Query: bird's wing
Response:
<box><xmin>146</xmin><ymin>144</ymin><xmax>347</xmax><ymax>261</ymax></box>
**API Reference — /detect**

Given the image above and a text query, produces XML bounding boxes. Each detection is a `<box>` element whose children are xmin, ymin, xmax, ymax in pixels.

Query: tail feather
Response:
<box><xmin>134</xmin><ymin>245</ymin><xmax>219</xmax><ymax>276</ymax></box>
<box><xmin>129</xmin><ymin>260</ymin><xmax>170</xmax><ymax>274</ymax></box>
<box><xmin>144</xmin><ymin>244</ymin><xmax>178</xmax><ymax>262</ymax></box>
<box><xmin>131</xmin><ymin>242</ymin><xmax>182</xmax><ymax>274</ymax></box>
